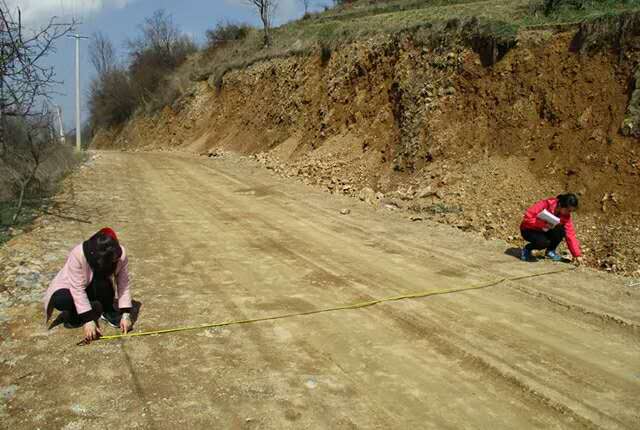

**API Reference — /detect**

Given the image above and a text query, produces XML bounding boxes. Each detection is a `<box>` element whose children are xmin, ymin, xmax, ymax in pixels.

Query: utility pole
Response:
<box><xmin>68</xmin><ymin>33</ymin><xmax>88</xmax><ymax>151</ymax></box>
<box><xmin>55</xmin><ymin>105</ymin><xmax>65</xmax><ymax>145</ymax></box>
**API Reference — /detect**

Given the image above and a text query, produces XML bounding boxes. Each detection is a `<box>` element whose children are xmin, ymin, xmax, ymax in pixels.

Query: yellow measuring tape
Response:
<box><xmin>96</xmin><ymin>267</ymin><xmax>573</xmax><ymax>342</ymax></box>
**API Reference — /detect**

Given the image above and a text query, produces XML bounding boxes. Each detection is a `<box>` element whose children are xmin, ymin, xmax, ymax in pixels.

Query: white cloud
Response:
<box><xmin>4</xmin><ymin>0</ymin><xmax>135</xmax><ymax>26</ymax></box>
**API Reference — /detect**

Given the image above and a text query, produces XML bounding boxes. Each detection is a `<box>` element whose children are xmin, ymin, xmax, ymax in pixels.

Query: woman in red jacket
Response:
<box><xmin>520</xmin><ymin>193</ymin><xmax>584</xmax><ymax>264</ymax></box>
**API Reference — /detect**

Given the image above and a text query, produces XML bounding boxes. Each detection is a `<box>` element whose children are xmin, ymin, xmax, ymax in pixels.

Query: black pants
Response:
<box><xmin>50</xmin><ymin>279</ymin><xmax>115</xmax><ymax>324</ymax></box>
<box><xmin>521</xmin><ymin>224</ymin><xmax>565</xmax><ymax>252</ymax></box>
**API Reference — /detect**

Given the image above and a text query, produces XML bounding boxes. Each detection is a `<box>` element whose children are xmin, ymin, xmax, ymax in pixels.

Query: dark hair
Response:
<box><xmin>557</xmin><ymin>193</ymin><xmax>579</xmax><ymax>209</ymax></box>
<box><xmin>95</xmin><ymin>232</ymin><xmax>122</xmax><ymax>272</ymax></box>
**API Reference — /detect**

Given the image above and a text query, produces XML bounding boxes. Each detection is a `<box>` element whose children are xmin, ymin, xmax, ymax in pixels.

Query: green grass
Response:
<box><xmin>307</xmin><ymin>0</ymin><xmax>484</xmax><ymax>22</ymax></box>
<box><xmin>183</xmin><ymin>0</ymin><xmax>640</xmax><ymax>91</ymax></box>
<box><xmin>521</xmin><ymin>0</ymin><xmax>640</xmax><ymax>26</ymax></box>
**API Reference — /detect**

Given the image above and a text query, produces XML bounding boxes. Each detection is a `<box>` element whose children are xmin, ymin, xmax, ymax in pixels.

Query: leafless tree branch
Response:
<box><xmin>0</xmin><ymin>1</ymin><xmax>76</xmax><ymax>155</ymax></box>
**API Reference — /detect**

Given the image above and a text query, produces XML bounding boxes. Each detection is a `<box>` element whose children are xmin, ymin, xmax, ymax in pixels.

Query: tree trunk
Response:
<box><xmin>11</xmin><ymin>165</ymin><xmax>38</xmax><ymax>225</ymax></box>
<box><xmin>263</xmin><ymin>24</ymin><xmax>270</xmax><ymax>47</ymax></box>
<box><xmin>0</xmin><ymin>102</ymin><xmax>4</xmax><ymax>157</ymax></box>
<box><xmin>261</xmin><ymin>6</ymin><xmax>271</xmax><ymax>47</ymax></box>
<box><xmin>11</xmin><ymin>181</ymin><xmax>26</xmax><ymax>224</ymax></box>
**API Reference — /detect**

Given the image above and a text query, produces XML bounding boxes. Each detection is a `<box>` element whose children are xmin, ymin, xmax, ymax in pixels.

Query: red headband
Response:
<box><xmin>99</xmin><ymin>227</ymin><xmax>118</xmax><ymax>241</ymax></box>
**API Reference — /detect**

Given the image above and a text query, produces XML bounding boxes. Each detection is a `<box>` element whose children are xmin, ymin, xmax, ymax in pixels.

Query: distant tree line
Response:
<box><xmin>87</xmin><ymin>10</ymin><xmax>197</xmax><ymax>132</ymax></box>
<box><xmin>88</xmin><ymin>1</ymin><xmax>346</xmax><ymax>134</ymax></box>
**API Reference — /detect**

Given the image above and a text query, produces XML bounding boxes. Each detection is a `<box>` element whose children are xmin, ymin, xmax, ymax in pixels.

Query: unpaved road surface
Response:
<box><xmin>1</xmin><ymin>151</ymin><xmax>639</xmax><ymax>429</ymax></box>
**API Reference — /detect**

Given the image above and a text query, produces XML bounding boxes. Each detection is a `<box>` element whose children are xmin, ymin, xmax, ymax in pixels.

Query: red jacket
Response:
<box><xmin>520</xmin><ymin>197</ymin><xmax>582</xmax><ymax>257</ymax></box>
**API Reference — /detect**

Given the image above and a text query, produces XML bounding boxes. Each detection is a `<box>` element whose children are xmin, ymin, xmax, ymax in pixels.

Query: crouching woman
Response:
<box><xmin>520</xmin><ymin>193</ymin><xmax>584</xmax><ymax>264</ymax></box>
<box><xmin>44</xmin><ymin>227</ymin><xmax>133</xmax><ymax>343</ymax></box>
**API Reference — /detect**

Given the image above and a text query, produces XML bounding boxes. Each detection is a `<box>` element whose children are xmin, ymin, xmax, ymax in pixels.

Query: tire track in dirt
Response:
<box><xmin>197</xmin><ymin>157</ymin><xmax>640</xmax><ymax>332</ymax></box>
<box><xmin>35</xmin><ymin>152</ymin><xmax>635</xmax><ymax>429</ymax></box>
<box><xmin>180</xmin><ymin>154</ymin><xmax>639</xmax><ymax>428</ymax></box>
<box><xmin>83</xmin><ymin>154</ymin><xmax>162</xmax><ymax>429</ymax></box>
<box><xmin>154</xmin><ymin>154</ymin><xmax>581</xmax><ymax>427</ymax></box>
<box><xmin>169</xmin><ymin>156</ymin><xmax>615</xmax><ymax>427</ymax></box>
<box><xmin>130</xmin><ymin>155</ymin><xmax>315</xmax><ymax>426</ymax></box>
<box><xmin>128</xmin><ymin>154</ymin><xmax>386</xmax><ymax>427</ymax></box>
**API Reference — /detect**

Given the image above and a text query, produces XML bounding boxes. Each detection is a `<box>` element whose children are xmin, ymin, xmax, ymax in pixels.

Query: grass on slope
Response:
<box><xmin>176</xmin><ymin>1</ymin><xmax>640</xmax><ymax>94</ymax></box>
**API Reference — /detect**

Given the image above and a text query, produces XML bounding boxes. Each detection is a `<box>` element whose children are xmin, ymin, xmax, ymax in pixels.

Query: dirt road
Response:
<box><xmin>1</xmin><ymin>151</ymin><xmax>638</xmax><ymax>429</ymax></box>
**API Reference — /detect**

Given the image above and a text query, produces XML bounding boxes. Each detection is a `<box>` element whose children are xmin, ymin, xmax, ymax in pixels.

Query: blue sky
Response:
<box><xmin>9</xmin><ymin>0</ymin><xmax>333</xmax><ymax>131</ymax></box>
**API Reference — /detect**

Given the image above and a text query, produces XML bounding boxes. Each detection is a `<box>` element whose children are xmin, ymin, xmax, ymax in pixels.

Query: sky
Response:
<box><xmin>7</xmin><ymin>0</ymin><xmax>333</xmax><ymax>132</ymax></box>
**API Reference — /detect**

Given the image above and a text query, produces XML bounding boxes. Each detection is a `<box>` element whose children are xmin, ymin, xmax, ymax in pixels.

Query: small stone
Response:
<box><xmin>305</xmin><ymin>378</ymin><xmax>317</xmax><ymax>389</ymax></box>
<box><xmin>0</xmin><ymin>385</ymin><xmax>17</xmax><ymax>401</ymax></box>
<box><xmin>417</xmin><ymin>186</ymin><xmax>436</xmax><ymax>198</ymax></box>
<box><xmin>358</xmin><ymin>187</ymin><xmax>376</xmax><ymax>205</ymax></box>
<box><xmin>340</xmin><ymin>208</ymin><xmax>351</xmax><ymax>215</ymax></box>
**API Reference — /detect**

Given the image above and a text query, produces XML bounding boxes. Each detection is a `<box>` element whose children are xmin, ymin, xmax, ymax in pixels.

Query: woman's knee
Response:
<box><xmin>50</xmin><ymin>289</ymin><xmax>75</xmax><ymax>311</ymax></box>
<box><xmin>530</xmin><ymin>236</ymin><xmax>551</xmax><ymax>249</ymax></box>
<box><xmin>538</xmin><ymin>237</ymin><xmax>552</xmax><ymax>249</ymax></box>
<box><xmin>550</xmin><ymin>224</ymin><xmax>566</xmax><ymax>239</ymax></box>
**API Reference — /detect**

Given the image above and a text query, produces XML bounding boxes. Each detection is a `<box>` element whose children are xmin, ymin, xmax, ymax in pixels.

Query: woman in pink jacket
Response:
<box><xmin>520</xmin><ymin>193</ymin><xmax>584</xmax><ymax>264</ymax></box>
<box><xmin>44</xmin><ymin>227</ymin><xmax>133</xmax><ymax>343</ymax></box>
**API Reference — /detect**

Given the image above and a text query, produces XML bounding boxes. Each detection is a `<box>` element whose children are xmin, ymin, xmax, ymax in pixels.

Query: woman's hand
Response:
<box><xmin>573</xmin><ymin>256</ymin><xmax>585</xmax><ymax>266</ymax></box>
<box><xmin>120</xmin><ymin>313</ymin><xmax>132</xmax><ymax>334</ymax></box>
<box><xmin>83</xmin><ymin>320</ymin><xmax>102</xmax><ymax>343</ymax></box>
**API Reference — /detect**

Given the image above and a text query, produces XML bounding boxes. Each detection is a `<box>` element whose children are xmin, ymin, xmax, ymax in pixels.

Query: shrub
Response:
<box><xmin>87</xmin><ymin>10</ymin><xmax>197</xmax><ymax>129</ymax></box>
<box><xmin>127</xmin><ymin>10</ymin><xmax>197</xmax><ymax>108</ymax></box>
<box><xmin>543</xmin><ymin>0</ymin><xmax>595</xmax><ymax>15</ymax></box>
<box><xmin>205</xmin><ymin>21</ymin><xmax>250</xmax><ymax>50</ymax></box>
<box><xmin>128</xmin><ymin>34</ymin><xmax>196</xmax><ymax>104</ymax></box>
<box><xmin>88</xmin><ymin>68</ymin><xmax>137</xmax><ymax>130</ymax></box>
<box><xmin>320</xmin><ymin>42</ymin><xmax>332</xmax><ymax>66</ymax></box>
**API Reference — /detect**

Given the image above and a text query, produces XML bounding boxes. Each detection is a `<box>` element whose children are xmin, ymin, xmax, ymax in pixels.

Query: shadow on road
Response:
<box><xmin>47</xmin><ymin>299</ymin><xmax>143</xmax><ymax>330</ymax></box>
<box><xmin>504</xmin><ymin>247</ymin><xmax>538</xmax><ymax>263</ymax></box>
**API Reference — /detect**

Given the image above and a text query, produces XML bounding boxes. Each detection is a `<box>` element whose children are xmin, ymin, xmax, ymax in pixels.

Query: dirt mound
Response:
<box><xmin>94</xmin><ymin>28</ymin><xmax>640</xmax><ymax>276</ymax></box>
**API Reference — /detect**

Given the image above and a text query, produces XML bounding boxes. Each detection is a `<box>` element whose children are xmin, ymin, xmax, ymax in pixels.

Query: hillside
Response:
<box><xmin>93</xmin><ymin>0</ymin><xmax>640</xmax><ymax>276</ymax></box>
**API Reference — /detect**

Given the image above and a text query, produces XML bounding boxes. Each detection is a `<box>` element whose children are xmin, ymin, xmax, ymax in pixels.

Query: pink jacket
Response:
<box><xmin>520</xmin><ymin>197</ymin><xmax>582</xmax><ymax>257</ymax></box>
<box><xmin>43</xmin><ymin>244</ymin><xmax>132</xmax><ymax>322</ymax></box>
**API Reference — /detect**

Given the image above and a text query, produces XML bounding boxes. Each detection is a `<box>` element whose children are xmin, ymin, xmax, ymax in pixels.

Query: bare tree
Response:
<box><xmin>244</xmin><ymin>0</ymin><xmax>278</xmax><ymax>47</ymax></box>
<box><xmin>301</xmin><ymin>0</ymin><xmax>312</xmax><ymax>15</ymax></box>
<box><xmin>7</xmin><ymin>105</ymin><xmax>57</xmax><ymax>223</ymax></box>
<box><xmin>125</xmin><ymin>9</ymin><xmax>195</xmax><ymax>109</ymax></box>
<box><xmin>0</xmin><ymin>1</ymin><xmax>76</xmax><ymax>156</ymax></box>
<box><xmin>89</xmin><ymin>31</ymin><xmax>116</xmax><ymax>77</ymax></box>
<box><xmin>128</xmin><ymin>9</ymin><xmax>182</xmax><ymax>59</ymax></box>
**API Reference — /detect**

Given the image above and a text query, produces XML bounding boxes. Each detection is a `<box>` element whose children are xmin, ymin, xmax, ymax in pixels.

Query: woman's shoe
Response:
<box><xmin>100</xmin><ymin>311</ymin><xmax>121</xmax><ymax>328</ymax></box>
<box><xmin>520</xmin><ymin>247</ymin><xmax>532</xmax><ymax>261</ymax></box>
<box><xmin>545</xmin><ymin>250</ymin><xmax>562</xmax><ymax>262</ymax></box>
<box><xmin>61</xmin><ymin>311</ymin><xmax>82</xmax><ymax>329</ymax></box>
